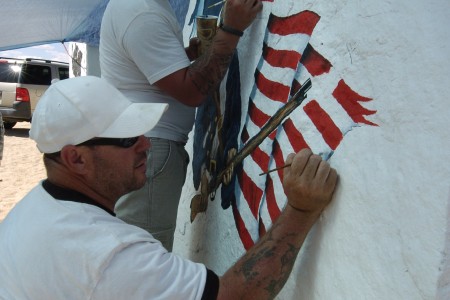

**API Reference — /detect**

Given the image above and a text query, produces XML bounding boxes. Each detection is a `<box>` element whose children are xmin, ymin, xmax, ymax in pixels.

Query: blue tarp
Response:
<box><xmin>0</xmin><ymin>0</ymin><xmax>196</xmax><ymax>51</ymax></box>
<box><xmin>0</xmin><ymin>0</ymin><xmax>110</xmax><ymax>51</ymax></box>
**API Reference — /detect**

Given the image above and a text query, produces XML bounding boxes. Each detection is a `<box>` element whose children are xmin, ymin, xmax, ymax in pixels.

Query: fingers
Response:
<box><xmin>286</xmin><ymin>148</ymin><xmax>338</xmax><ymax>192</ymax></box>
<box><xmin>301</xmin><ymin>154</ymin><xmax>322</xmax><ymax>180</ymax></box>
<box><xmin>315</xmin><ymin>159</ymin><xmax>331</xmax><ymax>183</ymax></box>
<box><xmin>282</xmin><ymin>149</ymin><xmax>338</xmax><ymax>215</ymax></box>
<box><xmin>288</xmin><ymin>148</ymin><xmax>311</xmax><ymax>177</ymax></box>
<box><xmin>284</xmin><ymin>153</ymin><xmax>295</xmax><ymax>166</ymax></box>
<box><xmin>326</xmin><ymin>167</ymin><xmax>338</xmax><ymax>193</ymax></box>
<box><xmin>223</xmin><ymin>0</ymin><xmax>263</xmax><ymax>30</ymax></box>
<box><xmin>316</xmin><ymin>160</ymin><xmax>338</xmax><ymax>197</ymax></box>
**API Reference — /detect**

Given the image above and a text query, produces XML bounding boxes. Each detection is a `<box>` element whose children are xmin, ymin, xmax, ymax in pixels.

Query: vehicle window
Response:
<box><xmin>0</xmin><ymin>62</ymin><xmax>21</xmax><ymax>83</ymax></box>
<box><xmin>58</xmin><ymin>67</ymin><xmax>69</xmax><ymax>80</ymax></box>
<box><xmin>19</xmin><ymin>64</ymin><xmax>52</xmax><ymax>85</ymax></box>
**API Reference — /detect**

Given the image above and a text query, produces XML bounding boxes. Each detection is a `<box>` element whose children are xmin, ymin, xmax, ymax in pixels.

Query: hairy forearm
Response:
<box><xmin>219</xmin><ymin>207</ymin><xmax>320</xmax><ymax>299</ymax></box>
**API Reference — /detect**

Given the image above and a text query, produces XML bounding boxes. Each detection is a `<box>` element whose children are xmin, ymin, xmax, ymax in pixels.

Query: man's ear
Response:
<box><xmin>59</xmin><ymin>145</ymin><xmax>90</xmax><ymax>174</ymax></box>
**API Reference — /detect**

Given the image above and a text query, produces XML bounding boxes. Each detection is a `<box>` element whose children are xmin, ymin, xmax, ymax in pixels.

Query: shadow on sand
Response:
<box><xmin>4</xmin><ymin>127</ymin><xmax>30</xmax><ymax>138</ymax></box>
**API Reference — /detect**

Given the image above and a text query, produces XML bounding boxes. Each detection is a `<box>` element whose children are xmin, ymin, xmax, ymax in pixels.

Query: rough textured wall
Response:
<box><xmin>174</xmin><ymin>0</ymin><xmax>450</xmax><ymax>299</ymax></box>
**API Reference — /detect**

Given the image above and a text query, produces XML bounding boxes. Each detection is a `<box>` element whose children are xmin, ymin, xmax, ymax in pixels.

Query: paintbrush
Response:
<box><xmin>207</xmin><ymin>0</ymin><xmax>226</xmax><ymax>9</ymax></box>
<box><xmin>259</xmin><ymin>163</ymin><xmax>292</xmax><ymax>176</ymax></box>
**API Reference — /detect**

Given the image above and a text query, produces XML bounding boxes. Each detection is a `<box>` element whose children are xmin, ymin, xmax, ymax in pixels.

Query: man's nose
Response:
<box><xmin>135</xmin><ymin>135</ymin><xmax>151</xmax><ymax>151</ymax></box>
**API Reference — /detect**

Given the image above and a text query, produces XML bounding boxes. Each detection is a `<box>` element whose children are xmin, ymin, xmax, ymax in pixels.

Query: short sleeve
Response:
<box><xmin>201</xmin><ymin>268</ymin><xmax>219</xmax><ymax>300</ymax></box>
<box><xmin>122</xmin><ymin>12</ymin><xmax>190</xmax><ymax>84</ymax></box>
<box><xmin>92</xmin><ymin>241</ymin><xmax>207</xmax><ymax>299</ymax></box>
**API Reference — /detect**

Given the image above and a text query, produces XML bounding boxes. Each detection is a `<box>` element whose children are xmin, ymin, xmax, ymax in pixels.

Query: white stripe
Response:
<box><xmin>271</xmin><ymin>4</ymin><xmax>312</xmax><ymax>18</ymax></box>
<box><xmin>269</xmin><ymin>131</ymin><xmax>292</xmax><ymax>209</ymax></box>
<box><xmin>259</xmin><ymin>60</ymin><xmax>297</xmax><ymax>87</ymax></box>
<box><xmin>259</xmin><ymin>199</ymin><xmax>273</xmax><ymax>231</ymax></box>
<box><xmin>276</xmin><ymin>126</ymin><xmax>296</xmax><ymax>155</ymax></box>
<box><xmin>294</xmin><ymin>62</ymin><xmax>313</xmax><ymax>86</ymax></box>
<box><xmin>308</xmin><ymin>68</ymin><xmax>343</xmax><ymax>98</ymax></box>
<box><xmin>251</xmin><ymin>88</ymin><xmax>289</xmax><ymax>118</ymax></box>
<box><xmin>241</xmin><ymin>147</ymin><xmax>270</xmax><ymax>187</ymax></box>
<box><xmin>289</xmin><ymin>105</ymin><xmax>333</xmax><ymax>156</ymax></box>
<box><xmin>270</xmin><ymin>172</ymin><xmax>288</xmax><ymax>213</ymax></box>
<box><xmin>266</xmin><ymin>32</ymin><xmax>311</xmax><ymax>53</ymax></box>
<box><xmin>234</xmin><ymin>180</ymin><xmax>259</xmax><ymax>242</ymax></box>
<box><xmin>312</xmin><ymin>91</ymin><xmax>357</xmax><ymax>134</ymax></box>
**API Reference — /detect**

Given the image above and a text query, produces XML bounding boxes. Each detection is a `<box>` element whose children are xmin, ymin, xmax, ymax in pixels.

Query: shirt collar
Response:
<box><xmin>42</xmin><ymin>179</ymin><xmax>116</xmax><ymax>216</ymax></box>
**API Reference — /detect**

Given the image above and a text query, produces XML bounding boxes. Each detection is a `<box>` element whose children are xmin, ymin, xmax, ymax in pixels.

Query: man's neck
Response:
<box><xmin>42</xmin><ymin>179</ymin><xmax>116</xmax><ymax>216</ymax></box>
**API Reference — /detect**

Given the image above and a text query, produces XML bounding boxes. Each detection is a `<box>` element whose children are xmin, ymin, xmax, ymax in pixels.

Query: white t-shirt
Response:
<box><xmin>100</xmin><ymin>0</ymin><xmax>195</xmax><ymax>143</ymax></box>
<box><xmin>0</xmin><ymin>182</ymin><xmax>217</xmax><ymax>299</ymax></box>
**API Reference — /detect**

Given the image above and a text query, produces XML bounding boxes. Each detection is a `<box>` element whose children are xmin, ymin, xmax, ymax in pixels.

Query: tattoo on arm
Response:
<box><xmin>234</xmin><ymin>222</ymin><xmax>302</xmax><ymax>299</ymax></box>
<box><xmin>187</xmin><ymin>40</ymin><xmax>235</xmax><ymax>96</ymax></box>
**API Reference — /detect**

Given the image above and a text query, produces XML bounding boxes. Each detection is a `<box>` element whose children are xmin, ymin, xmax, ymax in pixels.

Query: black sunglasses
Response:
<box><xmin>77</xmin><ymin>136</ymin><xmax>140</xmax><ymax>148</ymax></box>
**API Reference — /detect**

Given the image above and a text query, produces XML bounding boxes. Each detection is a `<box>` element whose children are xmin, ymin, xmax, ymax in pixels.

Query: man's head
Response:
<box><xmin>29</xmin><ymin>76</ymin><xmax>167</xmax><ymax>203</ymax></box>
<box><xmin>30</xmin><ymin>76</ymin><xmax>167</xmax><ymax>153</ymax></box>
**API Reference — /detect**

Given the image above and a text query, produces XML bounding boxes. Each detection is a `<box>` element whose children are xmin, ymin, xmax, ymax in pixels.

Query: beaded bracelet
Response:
<box><xmin>218</xmin><ymin>22</ymin><xmax>244</xmax><ymax>37</ymax></box>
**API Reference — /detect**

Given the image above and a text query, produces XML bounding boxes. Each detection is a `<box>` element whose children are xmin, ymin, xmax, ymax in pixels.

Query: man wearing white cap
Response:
<box><xmin>0</xmin><ymin>76</ymin><xmax>338</xmax><ymax>299</ymax></box>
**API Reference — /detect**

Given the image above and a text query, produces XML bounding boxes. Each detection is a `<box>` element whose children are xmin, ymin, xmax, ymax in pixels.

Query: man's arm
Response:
<box><xmin>217</xmin><ymin>149</ymin><xmax>338</xmax><ymax>299</ymax></box>
<box><xmin>155</xmin><ymin>0</ymin><xmax>263</xmax><ymax>107</ymax></box>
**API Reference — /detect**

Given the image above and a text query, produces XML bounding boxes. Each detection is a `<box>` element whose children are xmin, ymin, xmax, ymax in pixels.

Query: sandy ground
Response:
<box><xmin>0</xmin><ymin>122</ymin><xmax>46</xmax><ymax>222</ymax></box>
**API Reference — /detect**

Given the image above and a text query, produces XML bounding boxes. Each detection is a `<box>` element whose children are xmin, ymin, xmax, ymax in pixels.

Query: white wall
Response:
<box><xmin>80</xmin><ymin>0</ymin><xmax>450</xmax><ymax>298</ymax></box>
<box><xmin>173</xmin><ymin>0</ymin><xmax>450</xmax><ymax>299</ymax></box>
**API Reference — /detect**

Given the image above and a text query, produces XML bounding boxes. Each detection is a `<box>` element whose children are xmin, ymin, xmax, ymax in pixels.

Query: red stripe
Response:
<box><xmin>239</xmin><ymin>169</ymin><xmax>263</xmax><ymax>218</ymax></box>
<box><xmin>290</xmin><ymin>78</ymin><xmax>302</xmax><ymax>96</ymax></box>
<box><xmin>265</xmin><ymin>175</ymin><xmax>282</xmax><ymax>222</ymax></box>
<box><xmin>272</xmin><ymin>139</ymin><xmax>286</xmax><ymax>181</ymax></box>
<box><xmin>248</xmin><ymin>99</ymin><xmax>271</xmax><ymax>128</ymax></box>
<box><xmin>232</xmin><ymin>204</ymin><xmax>255</xmax><ymax>250</ymax></box>
<box><xmin>255</xmin><ymin>69</ymin><xmax>290</xmax><ymax>103</ymax></box>
<box><xmin>332</xmin><ymin>79</ymin><xmax>378</xmax><ymax>126</ymax></box>
<box><xmin>268</xmin><ymin>130</ymin><xmax>276</xmax><ymax>140</ymax></box>
<box><xmin>268</xmin><ymin>11</ymin><xmax>320</xmax><ymax>36</ymax></box>
<box><xmin>241</xmin><ymin>127</ymin><xmax>250</xmax><ymax>144</ymax></box>
<box><xmin>301</xmin><ymin>44</ymin><xmax>332</xmax><ymax>76</ymax></box>
<box><xmin>304</xmin><ymin>100</ymin><xmax>343</xmax><ymax>150</ymax></box>
<box><xmin>263</xmin><ymin>43</ymin><xmax>301</xmax><ymax>69</ymax></box>
<box><xmin>282</xmin><ymin>118</ymin><xmax>309</xmax><ymax>152</ymax></box>
<box><xmin>250</xmin><ymin>145</ymin><xmax>270</xmax><ymax>172</ymax></box>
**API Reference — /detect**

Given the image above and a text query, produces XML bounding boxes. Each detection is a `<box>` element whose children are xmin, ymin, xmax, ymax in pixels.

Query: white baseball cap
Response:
<box><xmin>29</xmin><ymin>76</ymin><xmax>168</xmax><ymax>153</ymax></box>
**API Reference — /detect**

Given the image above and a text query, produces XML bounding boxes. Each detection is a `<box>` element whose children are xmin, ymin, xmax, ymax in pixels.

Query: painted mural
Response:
<box><xmin>189</xmin><ymin>0</ymin><xmax>377</xmax><ymax>249</ymax></box>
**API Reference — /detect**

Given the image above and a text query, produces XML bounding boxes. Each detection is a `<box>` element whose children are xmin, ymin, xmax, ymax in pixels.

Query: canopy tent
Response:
<box><xmin>0</xmin><ymin>0</ymin><xmax>194</xmax><ymax>52</ymax></box>
<box><xmin>0</xmin><ymin>0</ymin><xmax>110</xmax><ymax>51</ymax></box>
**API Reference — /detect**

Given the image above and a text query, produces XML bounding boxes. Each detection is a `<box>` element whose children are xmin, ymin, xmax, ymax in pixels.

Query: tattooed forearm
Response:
<box><xmin>264</xmin><ymin>243</ymin><xmax>300</xmax><ymax>297</ymax></box>
<box><xmin>280</xmin><ymin>243</ymin><xmax>299</xmax><ymax>274</ymax></box>
<box><xmin>240</xmin><ymin>245</ymin><xmax>275</xmax><ymax>281</ymax></box>
<box><xmin>187</xmin><ymin>38</ymin><xmax>235</xmax><ymax>96</ymax></box>
<box><xmin>233</xmin><ymin>221</ymin><xmax>303</xmax><ymax>299</ymax></box>
<box><xmin>221</xmin><ymin>207</ymin><xmax>320</xmax><ymax>299</ymax></box>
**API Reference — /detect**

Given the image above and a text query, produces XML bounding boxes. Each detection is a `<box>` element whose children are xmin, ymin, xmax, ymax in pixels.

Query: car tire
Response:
<box><xmin>3</xmin><ymin>121</ymin><xmax>17</xmax><ymax>129</ymax></box>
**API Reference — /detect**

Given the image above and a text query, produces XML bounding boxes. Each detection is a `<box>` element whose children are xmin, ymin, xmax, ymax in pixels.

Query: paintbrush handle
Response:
<box><xmin>259</xmin><ymin>163</ymin><xmax>292</xmax><ymax>176</ymax></box>
<box><xmin>207</xmin><ymin>0</ymin><xmax>226</xmax><ymax>9</ymax></box>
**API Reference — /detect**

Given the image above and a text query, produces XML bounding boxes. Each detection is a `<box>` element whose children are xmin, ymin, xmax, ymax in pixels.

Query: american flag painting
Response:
<box><xmin>192</xmin><ymin>1</ymin><xmax>377</xmax><ymax>250</ymax></box>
